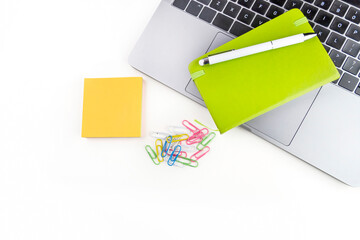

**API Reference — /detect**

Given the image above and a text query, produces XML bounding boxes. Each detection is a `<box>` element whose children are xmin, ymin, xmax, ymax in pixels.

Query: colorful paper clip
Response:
<box><xmin>150</xmin><ymin>132</ymin><xmax>170</xmax><ymax>139</ymax></box>
<box><xmin>167</xmin><ymin>148</ymin><xmax>187</xmax><ymax>158</ymax></box>
<box><xmin>186</xmin><ymin>128</ymin><xmax>209</xmax><ymax>145</ymax></box>
<box><xmin>197</xmin><ymin>132</ymin><xmax>216</xmax><ymax>150</ymax></box>
<box><xmin>177</xmin><ymin>156</ymin><xmax>199</xmax><ymax>168</ymax></box>
<box><xmin>190</xmin><ymin>146</ymin><xmax>210</xmax><ymax>161</ymax></box>
<box><xmin>155</xmin><ymin>139</ymin><xmax>164</xmax><ymax>162</ymax></box>
<box><xmin>145</xmin><ymin>145</ymin><xmax>160</xmax><ymax>165</ymax></box>
<box><xmin>168</xmin><ymin>126</ymin><xmax>191</xmax><ymax>135</ymax></box>
<box><xmin>171</xmin><ymin>134</ymin><xmax>189</xmax><ymax>142</ymax></box>
<box><xmin>168</xmin><ymin>145</ymin><xmax>181</xmax><ymax>166</ymax></box>
<box><xmin>161</xmin><ymin>136</ymin><xmax>173</xmax><ymax>158</ymax></box>
<box><xmin>182</xmin><ymin>120</ymin><xmax>201</xmax><ymax>134</ymax></box>
<box><xmin>178</xmin><ymin>141</ymin><xmax>197</xmax><ymax>152</ymax></box>
<box><xmin>146</xmin><ymin>120</ymin><xmax>216</xmax><ymax>168</ymax></box>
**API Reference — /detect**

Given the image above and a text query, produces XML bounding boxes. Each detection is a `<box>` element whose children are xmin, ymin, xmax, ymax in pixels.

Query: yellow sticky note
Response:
<box><xmin>82</xmin><ymin>77</ymin><xmax>142</xmax><ymax>137</ymax></box>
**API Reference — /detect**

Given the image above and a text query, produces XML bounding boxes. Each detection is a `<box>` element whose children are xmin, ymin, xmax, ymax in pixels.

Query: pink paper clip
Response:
<box><xmin>190</xmin><ymin>146</ymin><xmax>210</xmax><ymax>161</ymax></box>
<box><xmin>182</xmin><ymin>120</ymin><xmax>200</xmax><ymax>134</ymax></box>
<box><xmin>186</xmin><ymin>128</ymin><xmax>209</xmax><ymax>145</ymax></box>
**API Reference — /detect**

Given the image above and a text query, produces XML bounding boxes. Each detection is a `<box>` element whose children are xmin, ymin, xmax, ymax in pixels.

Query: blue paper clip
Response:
<box><xmin>161</xmin><ymin>136</ymin><xmax>172</xmax><ymax>158</ymax></box>
<box><xmin>168</xmin><ymin>145</ymin><xmax>181</xmax><ymax>166</ymax></box>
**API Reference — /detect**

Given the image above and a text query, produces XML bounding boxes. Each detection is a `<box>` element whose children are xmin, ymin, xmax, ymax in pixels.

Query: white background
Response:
<box><xmin>1</xmin><ymin>0</ymin><xmax>360</xmax><ymax>239</ymax></box>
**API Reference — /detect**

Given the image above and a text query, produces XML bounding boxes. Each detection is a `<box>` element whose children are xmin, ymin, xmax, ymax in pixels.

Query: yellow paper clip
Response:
<box><xmin>155</xmin><ymin>139</ymin><xmax>164</xmax><ymax>162</ymax></box>
<box><xmin>145</xmin><ymin>145</ymin><xmax>160</xmax><ymax>165</ymax></box>
<box><xmin>171</xmin><ymin>134</ymin><xmax>189</xmax><ymax>143</ymax></box>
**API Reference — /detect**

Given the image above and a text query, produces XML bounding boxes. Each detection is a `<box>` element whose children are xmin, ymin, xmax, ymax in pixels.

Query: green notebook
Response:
<box><xmin>188</xmin><ymin>9</ymin><xmax>339</xmax><ymax>134</ymax></box>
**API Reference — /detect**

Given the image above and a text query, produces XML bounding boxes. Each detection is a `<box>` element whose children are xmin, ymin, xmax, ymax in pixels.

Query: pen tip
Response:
<box><xmin>199</xmin><ymin>59</ymin><xmax>204</xmax><ymax>66</ymax></box>
<box><xmin>304</xmin><ymin>33</ymin><xmax>317</xmax><ymax>41</ymax></box>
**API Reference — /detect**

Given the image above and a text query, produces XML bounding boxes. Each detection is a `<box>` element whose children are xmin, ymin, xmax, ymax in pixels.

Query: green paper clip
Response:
<box><xmin>145</xmin><ymin>145</ymin><xmax>160</xmax><ymax>165</ymax></box>
<box><xmin>197</xmin><ymin>132</ymin><xmax>216</xmax><ymax>150</ymax></box>
<box><xmin>177</xmin><ymin>156</ymin><xmax>199</xmax><ymax>168</ymax></box>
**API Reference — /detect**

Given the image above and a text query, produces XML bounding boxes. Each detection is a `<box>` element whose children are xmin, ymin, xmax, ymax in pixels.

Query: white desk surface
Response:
<box><xmin>1</xmin><ymin>0</ymin><xmax>360</xmax><ymax>239</ymax></box>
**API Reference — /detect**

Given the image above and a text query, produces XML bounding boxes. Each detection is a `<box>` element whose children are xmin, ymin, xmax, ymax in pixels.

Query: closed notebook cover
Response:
<box><xmin>188</xmin><ymin>9</ymin><xmax>339</xmax><ymax>134</ymax></box>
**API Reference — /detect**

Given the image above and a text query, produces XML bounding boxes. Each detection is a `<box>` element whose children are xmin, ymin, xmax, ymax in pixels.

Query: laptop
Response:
<box><xmin>129</xmin><ymin>0</ymin><xmax>360</xmax><ymax>186</ymax></box>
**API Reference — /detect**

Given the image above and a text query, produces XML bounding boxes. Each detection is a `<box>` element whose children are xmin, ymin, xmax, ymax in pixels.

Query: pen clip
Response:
<box><xmin>208</xmin><ymin>49</ymin><xmax>235</xmax><ymax>57</ymax></box>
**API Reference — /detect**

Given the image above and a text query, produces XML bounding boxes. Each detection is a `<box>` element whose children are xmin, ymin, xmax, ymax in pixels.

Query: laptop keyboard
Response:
<box><xmin>172</xmin><ymin>0</ymin><xmax>360</xmax><ymax>96</ymax></box>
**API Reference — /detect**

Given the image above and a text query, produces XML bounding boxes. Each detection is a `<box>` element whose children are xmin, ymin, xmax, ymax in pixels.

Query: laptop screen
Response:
<box><xmin>342</xmin><ymin>0</ymin><xmax>360</xmax><ymax>8</ymax></box>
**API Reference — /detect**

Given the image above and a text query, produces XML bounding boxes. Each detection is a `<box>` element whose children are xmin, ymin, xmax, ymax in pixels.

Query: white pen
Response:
<box><xmin>199</xmin><ymin>33</ymin><xmax>317</xmax><ymax>66</ymax></box>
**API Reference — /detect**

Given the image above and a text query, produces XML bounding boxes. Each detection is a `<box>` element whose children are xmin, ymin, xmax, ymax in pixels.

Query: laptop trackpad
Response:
<box><xmin>186</xmin><ymin>32</ymin><xmax>234</xmax><ymax>100</ymax></box>
<box><xmin>245</xmin><ymin>88</ymin><xmax>321</xmax><ymax>146</ymax></box>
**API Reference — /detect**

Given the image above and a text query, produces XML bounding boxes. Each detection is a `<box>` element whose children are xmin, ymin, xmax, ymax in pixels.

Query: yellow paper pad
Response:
<box><xmin>82</xmin><ymin>77</ymin><xmax>142</xmax><ymax>137</ymax></box>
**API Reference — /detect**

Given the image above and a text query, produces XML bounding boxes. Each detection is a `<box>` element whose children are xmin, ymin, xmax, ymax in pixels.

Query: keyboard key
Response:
<box><xmin>252</xmin><ymin>0</ymin><xmax>270</xmax><ymax>15</ymax></box>
<box><xmin>330</xmin><ymin>17</ymin><xmax>350</xmax><ymax>34</ymax></box>
<box><xmin>301</xmin><ymin>3</ymin><xmax>318</xmax><ymax>20</ymax></box>
<box><xmin>345</xmin><ymin>7</ymin><xmax>360</xmax><ymax>24</ymax></box>
<box><xmin>199</xmin><ymin>7</ymin><xmax>217</xmax><ymax>22</ymax></box>
<box><xmin>251</xmin><ymin>15</ymin><xmax>269</xmax><ymax>28</ymax></box>
<box><xmin>314</xmin><ymin>0</ymin><xmax>332</xmax><ymax>10</ymax></box>
<box><xmin>186</xmin><ymin>1</ymin><xmax>204</xmax><ymax>16</ymax></box>
<box><xmin>323</xmin><ymin>44</ymin><xmax>331</xmax><ymax>53</ymax></box>
<box><xmin>284</xmin><ymin>0</ymin><xmax>303</xmax><ymax>10</ymax></box>
<box><xmin>304</xmin><ymin>0</ymin><xmax>314</xmax><ymax>2</ymax></box>
<box><xmin>213</xmin><ymin>13</ymin><xmax>234</xmax><ymax>31</ymax></box>
<box><xmin>343</xmin><ymin>57</ymin><xmax>360</xmax><ymax>75</ymax></box>
<box><xmin>238</xmin><ymin>8</ymin><xmax>255</xmax><ymax>24</ymax></box>
<box><xmin>329</xmin><ymin>49</ymin><xmax>346</xmax><ymax>67</ymax></box>
<box><xmin>346</xmin><ymin>24</ymin><xmax>360</xmax><ymax>42</ymax></box>
<box><xmin>330</xmin><ymin>0</ymin><xmax>349</xmax><ymax>17</ymax></box>
<box><xmin>333</xmin><ymin>69</ymin><xmax>343</xmax><ymax>84</ymax></box>
<box><xmin>224</xmin><ymin>2</ymin><xmax>241</xmax><ymax>18</ymax></box>
<box><xmin>339</xmin><ymin>73</ymin><xmax>359</xmax><ymax>91</ymax></box>
<box><xmin>355</xmin><ymin>86</ymin><xmax>360</xmax><ymax>95</ymax></box>
<box><xmin>323</xmin><ymin>44</ymin><xmax>330</xmax><ymax>53</ymax></box>
<box><xmin>309</xmin><ymin>21</ymin><xmax>315</xmax><ymax>28</ymax></box>
<box><xmin>326</xmin><ymin>32</ymin><xmax>346</xmax><ymax>50</ymax></box>
<box><xmin>314</xmin><ymin>25</ymin><xmax>330</xmax><ymax>42</ymax></box>
<box><xmin>210</xmin><ymin>0</ymin><xmax>227</xmax><ymax>11</ymax></box>
<box><xmin>315</xmin><ymin>10</ymin><xmax>334</xmax><ymax>27</ymax></box>
<box><xmin>343</xmin><ymin>40</ymin><xmax>360</xmax><ymax>57</ymax></box>
<box><xmin>237</xmin><ymin>0</ymin><xmax>254</xmax><ymax>8</ymax></box>
<box><xmin>197</xmin><ymin>0</ymin><xmax>211</xmax><ymax>5</ymax></box>
<box><xmin>270</xmin><ymin>0</ymin><xmax>286</xmax><ymax>7</ymax></box>
<box><xmin>173</xmin><ymin>0</ymin><xmax>190</xmax><ymax>10</ymax></box>
<box><xmin>230</xmin><ymin>21</ymin><xmax>252</xmax><ymax>36</ymax></box>
<box><xmin>266</xmin><ymin>5</ymin><xmax>284</xmax><ymax>19</ymax></box>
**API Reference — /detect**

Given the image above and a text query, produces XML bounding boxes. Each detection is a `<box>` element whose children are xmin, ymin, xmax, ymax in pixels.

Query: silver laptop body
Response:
<box><xmin>129</xmin><ymin>0</ymin><xmax>360</xmax><ymax>186</ymax></box>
